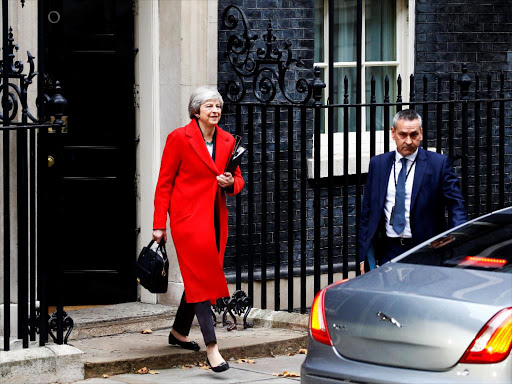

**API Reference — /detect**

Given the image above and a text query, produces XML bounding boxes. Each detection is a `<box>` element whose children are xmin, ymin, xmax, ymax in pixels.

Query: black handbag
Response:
<box><xmin>136</xmin><ymin>240</ymin><xmax>169</xmax><ymax>293</ymax></box>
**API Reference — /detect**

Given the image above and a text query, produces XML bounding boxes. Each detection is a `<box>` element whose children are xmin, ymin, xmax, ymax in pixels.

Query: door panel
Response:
<box><xmin>45</xmin><ymin>0</ymin><xmax>136</xmax><ymax>304</ymax></box>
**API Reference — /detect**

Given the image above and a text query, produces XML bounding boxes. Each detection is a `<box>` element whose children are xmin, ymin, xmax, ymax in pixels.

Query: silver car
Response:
<box><xmin>302</xmin><ymin>208</ymin><xmax>512</xmax><ymax>384</ymax></box>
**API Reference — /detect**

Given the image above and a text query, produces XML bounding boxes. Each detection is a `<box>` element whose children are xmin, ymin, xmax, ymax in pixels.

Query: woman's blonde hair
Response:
<box><xmin>188</xmin><ymin>86</ymin><xmax>224</xmax><ymax>119</ymax></box>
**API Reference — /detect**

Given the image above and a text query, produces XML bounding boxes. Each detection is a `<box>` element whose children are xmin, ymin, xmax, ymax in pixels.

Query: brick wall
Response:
<box><xmin>415</xmin><ymin>0</ymin><xmax>512</xmax><ymax>214</ymax></box>
<box><xmin>218</xmin><ymin>0</ymin><xmax>337</xmax><ymax>279</ymax></box>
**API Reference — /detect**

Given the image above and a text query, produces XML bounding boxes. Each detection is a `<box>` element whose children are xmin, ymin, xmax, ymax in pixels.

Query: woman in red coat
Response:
<box><xmin>153</xmin><ymin>86</ymin><xmax>244</xmax><ymax>372</ymax></box>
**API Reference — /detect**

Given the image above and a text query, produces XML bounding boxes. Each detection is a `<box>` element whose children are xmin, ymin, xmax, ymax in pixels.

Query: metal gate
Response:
<box><xmin>219</xmin><ymin>5</ymin><xmax>512</xmax><ymax>314</ymax></box>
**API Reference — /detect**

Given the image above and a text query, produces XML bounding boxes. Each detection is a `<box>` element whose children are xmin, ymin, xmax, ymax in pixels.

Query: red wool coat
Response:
<box><xmin>153</xmin><ymin>120</ymin><xmax>244</xmax><ymax>304</ymax></box>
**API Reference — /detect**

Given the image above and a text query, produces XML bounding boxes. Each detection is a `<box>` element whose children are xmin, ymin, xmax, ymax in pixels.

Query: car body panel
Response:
<box><xmin>302</xmin><ymin>208</ymin><xmax>512</xmax><ymax>383</ymax></box>
<box><xmin>324</xmin><ymin>264</ymin><xmax>511</xmax><ymax>370</ymax></box>
<box><xmin>302</xmin><ymin>337</ymin><xmax>512</xmax><ymax>384</ymax></box>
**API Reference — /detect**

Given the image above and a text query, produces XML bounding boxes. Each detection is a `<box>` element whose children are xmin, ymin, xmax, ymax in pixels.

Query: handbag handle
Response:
<box><xmin>144</xmin><ymin>239</ymin><xmax>168</xmax><ymax>263</ymax></box>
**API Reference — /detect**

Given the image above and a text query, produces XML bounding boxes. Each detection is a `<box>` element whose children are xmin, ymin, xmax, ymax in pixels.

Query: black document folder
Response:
<box><xmin>225</xmin><ymin>146</ymin><xmax>246</xmax><ymax>174</ymax></box>
<box><xmin>225</xmin><ymin>135</ymin><xmax>246</xmax><ymax>174</ymax></box>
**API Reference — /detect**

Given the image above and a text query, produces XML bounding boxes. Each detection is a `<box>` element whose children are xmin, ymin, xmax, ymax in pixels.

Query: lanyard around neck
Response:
<box><xmin>393</xmin><ymin>157</ymin><xmax>417</xmax><ymax>187</ymax></box>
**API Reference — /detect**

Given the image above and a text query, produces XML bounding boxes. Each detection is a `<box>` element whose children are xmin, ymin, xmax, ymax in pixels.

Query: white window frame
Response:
<box><xmin>309</xmin><ymin>0</ymin><xmax>415</xmax><ymax>178</ymax></box>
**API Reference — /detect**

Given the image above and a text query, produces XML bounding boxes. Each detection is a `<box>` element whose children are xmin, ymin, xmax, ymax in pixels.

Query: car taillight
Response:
<box><xmin>310</xmin><ymin>279</ymin><xmax>348</xmax><ymax>346</ymax></box>
<box><xmin>459</xmin><ymin>307</ymin><xmax>512</xmax><ymax>364</ymax></box>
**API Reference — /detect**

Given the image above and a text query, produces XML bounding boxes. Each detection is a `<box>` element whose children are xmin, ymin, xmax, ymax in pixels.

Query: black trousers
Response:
<box><xmin>172</xmin><ymin>292</ymin><xmax>216</xmax><ymax>346</ymax></box>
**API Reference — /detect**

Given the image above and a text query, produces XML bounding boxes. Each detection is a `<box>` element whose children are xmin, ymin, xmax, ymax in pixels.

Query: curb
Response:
<box><xmin>84</xmin><ymin>334</ymin><xmax>307</xmax><ymax>379</ymax></box>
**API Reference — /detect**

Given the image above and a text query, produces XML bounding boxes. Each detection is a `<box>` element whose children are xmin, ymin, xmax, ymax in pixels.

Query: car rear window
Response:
<box><xmin>398</xmin><ymin>213</ymin><xmax>512</xmax><ymax>273</ymax></box>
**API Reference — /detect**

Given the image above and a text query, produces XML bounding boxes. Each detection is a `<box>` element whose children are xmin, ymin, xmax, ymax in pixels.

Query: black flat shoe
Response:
<box><xmin>168</xmin><ymin>332</ymin><xmax>200</xmax><ymax>351</ymax></box>
<box><xmin>206</xmin><ymin>357</ymin><xmax>230</xmax><ymax>373</ymax></box>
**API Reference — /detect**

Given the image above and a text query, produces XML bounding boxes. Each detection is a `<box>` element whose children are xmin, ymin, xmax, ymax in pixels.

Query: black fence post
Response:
<box><xmin>300</xmin><ymin>106</ymin><xmax>307</xmax><ymax>313</ymax></box>
<box><xmin>370</xmin><ymin>76</ymin><xmax>376</xmax><ymax>158</ymax></box>
<box><xmin>247</xmin><ymin>105</ymin><xmax>254</xmax><ymax>301</ymax></box>
<box><xmin>261</xmin><ymin>105</ymin><xmax>267</xmax><ymax>309</ymax></box>
<box><xmin>486</xmin><ymin>74</ymin><xmax>493</xmax><ymax>213</ymax></box>
<box><xmin>474</xmin><ymin>74</ymin><xmax>481</xmax><ymax>217</ymax></box>
<box><xmin>287</xmin><ymin>106</ymin><xmax>294</xmax><ymax>311</ymax></box>
<box><xmin>459</xmin><ymin>64</ymin><xmax>471</xmax><ymax>211</ymax></box>
<box><xmin>383</xmin><ymin>75</ymin><xmax>390</xmax><ymax>153</ymax></box>
<box><xmin>436</xmin><ymin>75</ymin><xmax>442</xmax><ymax>154</ymax></box>
<box><xmin>448</xmin><ymin>74</ymin><xmax>455</xmax><ymax>159</ymax></box>
<box><xmin>422</xmin><ymin>75</ymin><xmax>429</xmax><ymax>150</ymax></box>
<box><xmin>499</xmin><ymin>73</ymin><xmax>505</xmax><ymax>209</ymax></box>
<box><xmin>274</xmin><ymin>106</ymin><xmax>281</xmax><ymax>311</ymax></box>
<box><xmin>235</xmin><ymin>105</ymin><xmax>243</xmax><ymax>293</ymax></box>
<box><xmin>396</xmin><ymin>75</ymin><xmax>402</xmax><ymax>112</ymax></box>
<box><xmin>342</xmin><ymin>76</ymin><xmax>349</xmax><ymax>280</ymax></box>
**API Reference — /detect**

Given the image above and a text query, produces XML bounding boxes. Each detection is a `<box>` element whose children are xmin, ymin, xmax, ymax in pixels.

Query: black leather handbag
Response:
<box><xmin>136</xmin><ymin>240</ymin><xmax>169</xmax><ymax>293</ymax></box>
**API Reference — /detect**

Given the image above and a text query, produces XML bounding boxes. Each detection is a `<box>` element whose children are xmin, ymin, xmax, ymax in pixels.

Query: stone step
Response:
<box><xmin>70</xmin><ymin>325</ymin><xmax>307</xmax><ymax>379</ymax></box>
<box><xmin>67</xmin><ymin>302</ymin><xmax>177</xmax><ymax>340</ymax></box>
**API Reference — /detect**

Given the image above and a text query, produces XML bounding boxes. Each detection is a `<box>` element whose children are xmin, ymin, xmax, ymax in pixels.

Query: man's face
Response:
<box><xmin>391</xmin><ymin>118</ymin><xmax>423</xmax><ymax>157</ymax></box>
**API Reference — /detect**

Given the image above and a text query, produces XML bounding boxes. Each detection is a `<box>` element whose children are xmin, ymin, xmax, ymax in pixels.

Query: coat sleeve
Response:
<box><xmin>359</xmin><ymin>157</ymin><xmax>375</xmax><ymax>265</ymax></box>
<box><xmin>226</xmin><ymin>164</ymin><xmax>244</xmax><ymax>196</ymax></box>
<box><xmin>153</xmin><ymin>131</ymin><xmax>181</xmax><ymax>229</ymax></box>
<box><xmin>441</xmin><ymin>156</ymin><xmax>468</xmax><ymax>228</ymax></box>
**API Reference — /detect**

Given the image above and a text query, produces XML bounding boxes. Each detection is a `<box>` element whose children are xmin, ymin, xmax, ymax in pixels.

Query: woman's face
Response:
<box><xmin>197</xmin><ymin>99</ymin><xmax>222</xmax><ymax>129</ymax></box>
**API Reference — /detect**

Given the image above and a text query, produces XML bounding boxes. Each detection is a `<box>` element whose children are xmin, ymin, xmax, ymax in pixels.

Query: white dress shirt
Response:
<box><xmin>384</xmin><ymin>149</ymin><xmax>418</xmax><ymax>238</ymax></box>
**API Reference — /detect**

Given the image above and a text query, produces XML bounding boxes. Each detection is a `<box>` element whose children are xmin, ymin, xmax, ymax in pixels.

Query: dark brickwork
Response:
<box><xmin>415</xmin><ymin>0</ymin><xmax>512</xmax><ymax>215</ymax></box>
<box><xmin>217</xmin><ymin>0</ymin><xmax>345</xmax><ymax>279</ymax></box>
<box><xmin>217</xmin><ymin>0</ymin><xmax>512</xmax><ymax>284</ymax></box>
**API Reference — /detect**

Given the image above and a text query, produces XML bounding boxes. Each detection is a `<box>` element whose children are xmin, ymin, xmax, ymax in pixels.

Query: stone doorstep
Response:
<box><xmin>67</xmin><ymin>302</ymin><xmax>177</xmax><ymax>340</ymax></box>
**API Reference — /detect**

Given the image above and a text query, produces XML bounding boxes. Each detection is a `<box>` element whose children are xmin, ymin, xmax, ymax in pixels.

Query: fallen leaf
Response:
<box><xmin>148</xmin><ymin>370</ymin><xmax>159</xmax><ymax>375</ymax></box>
<box><xmin>283</xmin><ymin>371</ymin><xmax>300</xmax><ymax>378</ymax></box>
<box><xmin>287</xmin><ymin>352</ymin><xmax>296</xmax><ymax>356</ymax></box>
<box><xmin>298</xmin><ymin>348</ymin><xmax>308</xmax><ymax>354</ymax></box>
<box><xmin>200</xmin><ymin>365</ymin><xmax>210</xmax><ymax>370</ymax></box>
<box><xmin>181</xmin><ymin>364</ymin><xmax>194</xmax><ymax>370</ymax></box>
<box><xmin>136</xmin><ymin>367</ymin><xmax>149</xmax><ymax>374</ymax></box>
<box><xmin>273</xmin><ymin>371</ymin><xmax>300</xmax><ymax>378</ymax></box>
<box><xmin>141</xmin><ymin>329</ymin><xmax>153</xmax><ymax>334</ymax></box>
<box><xmin>101</xmin><ymin>374</ymin><xmax>110</xmax><ymax>379</ymax></box>
<box><xmin>236</xmin><ymin>358</ymin><xmax>256</xmax><ymax>364</ymax></box>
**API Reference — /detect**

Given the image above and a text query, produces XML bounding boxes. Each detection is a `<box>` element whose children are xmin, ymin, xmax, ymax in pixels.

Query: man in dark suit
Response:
<box><xmin>359</xmin><ymin>109</ymin><xmax>467</xmax><ymax>274</ymax></box>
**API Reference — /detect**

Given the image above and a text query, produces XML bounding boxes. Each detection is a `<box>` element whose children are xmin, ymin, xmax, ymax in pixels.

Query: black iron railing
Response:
<box><xmin>1</xmin><ymin>0</ymin><xmax>69</xmax><ymax>352</ymax></box>
<box><xmin>220</xmin><ymin>6</ymin><xmax>512</xmax><ymax>315</ymax></box>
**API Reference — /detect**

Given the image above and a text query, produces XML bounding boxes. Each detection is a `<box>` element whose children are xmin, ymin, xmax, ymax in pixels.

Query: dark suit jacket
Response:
<box><xmin>359</xmin><ymin>147</ymin><xmax>467</xmax><ymax>266</ymax></box>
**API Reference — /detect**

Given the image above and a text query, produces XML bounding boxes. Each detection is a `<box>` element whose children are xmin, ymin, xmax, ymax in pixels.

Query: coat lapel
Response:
<box><xmin>214</xmin><ymin>126</ymin><xmax>235</xmax><ymax>174</ymax></box>
<box><xmin>411</xmin><ymin>147</ymin><xmax>428</xmax><ymax>210</ymax></box>
<box><xmin>186</xmin><ymin>120</ymin><xmax>219</xmax><ymax>175</ymax></box>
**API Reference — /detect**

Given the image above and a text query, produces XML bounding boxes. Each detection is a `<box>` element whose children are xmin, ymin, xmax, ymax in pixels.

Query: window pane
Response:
<box><xmin>314</xmin><ymin>0</ymin><xmax>324</xmax><ymax>62</ymax></box>
<box><xmin>333</xmin><ymin>67</ymin><xmax>356</xmax><ymax>132</ymax></box>
<box><xmin>365</xmin><ymin>0</ymin><xmax>396</xmax><ymax>61</ymax></box>
<box><xmin>334</xmin><ymin>0</ymin><xmax>357</xmax><ymax>62</ymax></box>
<box><xmin>365</xmin><ymin>66</ymin><xmax>396</xmax><ymax>131</ymax></box>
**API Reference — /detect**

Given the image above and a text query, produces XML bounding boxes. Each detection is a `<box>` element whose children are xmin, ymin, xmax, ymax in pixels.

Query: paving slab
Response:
<box><xmin>75</xmin><ymin>354</ymin><xmax>305</xmax><ymax>384</ymax></box>
<box><xmin>71</xmin><ymin>325</ymin><xmax>307</xmax><ymax>379</ymax></box>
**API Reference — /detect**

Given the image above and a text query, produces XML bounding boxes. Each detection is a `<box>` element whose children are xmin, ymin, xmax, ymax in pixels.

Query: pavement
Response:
<box><xmin>73</xmin><ymin>354</ymin><xmax>306</xmax><ymax>384</ymax></box>
<box><xmin>63</xmin><ymin>302</ymin><xmax>309</xmax><ymax>382</ymax></box>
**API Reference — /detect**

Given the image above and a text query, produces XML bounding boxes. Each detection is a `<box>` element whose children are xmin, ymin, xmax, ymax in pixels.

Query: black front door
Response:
<box><xmin>45</xmin><ymin>0</ymin><xmax>136</xmax><ymax>304</ymax></box>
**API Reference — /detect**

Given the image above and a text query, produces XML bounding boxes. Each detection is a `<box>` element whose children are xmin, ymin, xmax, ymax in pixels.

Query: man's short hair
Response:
<box><xmin>392</xmin><ymin>109</ymin><xmax>422</xmax><ymax>129</ymax></box>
